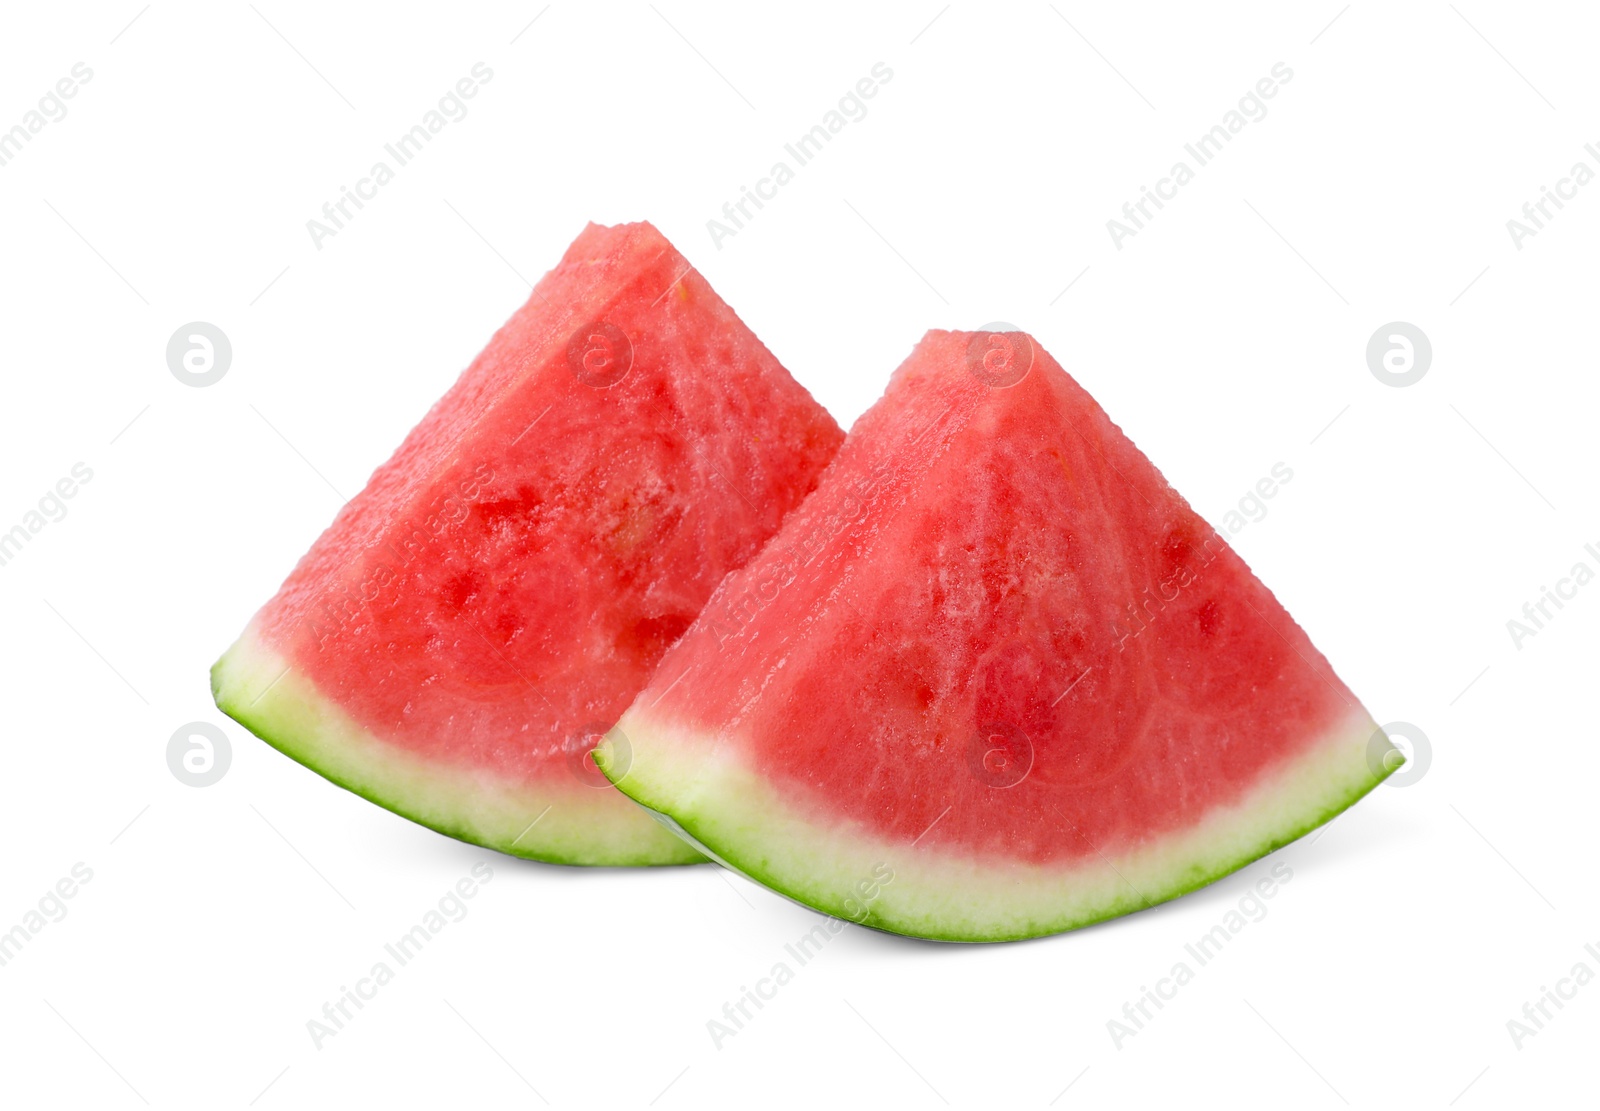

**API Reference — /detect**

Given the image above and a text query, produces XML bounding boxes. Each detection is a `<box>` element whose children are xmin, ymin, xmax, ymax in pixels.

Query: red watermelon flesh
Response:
<box><xmin>212</xmin><ymin>222</ymin><xmax>843</xmax><ymax>865</ymax></box>
<box><xmin>607</xmin><ymin>330</ymin><xmax>1399</xmax><ymax>936</ymax></box>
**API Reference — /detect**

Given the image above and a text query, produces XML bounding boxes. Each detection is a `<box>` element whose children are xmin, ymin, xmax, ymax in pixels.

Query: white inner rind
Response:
<box><xmin>212</xmin><ymin>626</ymin><xmax>706</xmax><ymax>866</ymax></box>
<box><xmin>610</xmin><ymin>708</ymin><xmax>1397</xmax><ymax>939</ymax></box>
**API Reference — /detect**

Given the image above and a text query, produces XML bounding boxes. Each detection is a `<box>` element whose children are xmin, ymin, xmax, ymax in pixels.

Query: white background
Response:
<box><xmin>0</xmin><ymin>2</ymin><xmax>1594</xmax><ymax>1107</ymax></box>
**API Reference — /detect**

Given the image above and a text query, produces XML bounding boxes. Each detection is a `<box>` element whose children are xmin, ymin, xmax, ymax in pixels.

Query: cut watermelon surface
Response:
<box><xmin>212</xmin><ymin>222</ymin><xmax>843</xmax><ymax>865</ymax></box>
<box><xmin>608</xmin><ymin>330</ymin><xmax>1400</xmax><ymax>937</ymax></box>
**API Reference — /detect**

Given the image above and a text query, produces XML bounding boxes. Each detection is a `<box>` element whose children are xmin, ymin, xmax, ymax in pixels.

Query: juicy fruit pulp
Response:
<box><xmin>609</xmin><ymin>330</ymin><xmax>1399</xmax><ymax>937</ymax></box>
<box><xmin>212</xmin><ymin>221</ymin><xmax>843</xmax><ymax>865</ymax></box>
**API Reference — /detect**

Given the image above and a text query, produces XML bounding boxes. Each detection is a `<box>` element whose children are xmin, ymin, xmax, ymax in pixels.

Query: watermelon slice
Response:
<box><xmin>212</xmin><ymin>222</ymin><xmax>843</xmax><ymax>866</ymax></box>
<box><xmin>606</xmin><ymin>329</ymin><xmax>1400</xmax><ymax>937</ymax></box>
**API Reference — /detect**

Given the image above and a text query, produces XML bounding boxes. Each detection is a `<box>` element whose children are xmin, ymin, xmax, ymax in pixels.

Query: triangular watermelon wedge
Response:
<box><xmin>212</xmin><ymin>222</ymin><xmax>843</xmax><ymax>865</ymax></box>
<box><xmin>606</xmin><ymin>329</ymin><xmax>1400</xmax><ymax>936</ymax></box>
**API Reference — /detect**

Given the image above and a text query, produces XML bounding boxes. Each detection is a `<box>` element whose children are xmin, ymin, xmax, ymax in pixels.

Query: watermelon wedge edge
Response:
<box><xmin>214</xmin><ymin>630</ymin><xmax>706</xmax><ymax>865</ymax></box>
<box><xmin>607</xmin><ymin>708</ymin><xmax>1398</xmax><ymax>939</ymax></box>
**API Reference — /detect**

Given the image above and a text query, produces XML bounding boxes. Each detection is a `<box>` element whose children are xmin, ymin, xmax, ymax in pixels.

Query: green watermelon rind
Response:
<box><xmin>211</xmin><ymin>629</ymin><xmax>707</xmax><ymax>867</ymax></box>
<box><xmin>605</xmin><ymin>709</ymin><xmax>1401</xmax><ymax>941</ymax></box>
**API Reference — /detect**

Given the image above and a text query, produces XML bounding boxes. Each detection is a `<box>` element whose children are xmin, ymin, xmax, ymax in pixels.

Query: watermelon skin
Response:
<box><xmin>212</xmin><ymin>222</ymin><xmax>843</xmax><ymax>866</ymax></box>
<box><xmin>607</xmin><ymin>330</ymin><xmax>1400</xmax><ymax>935</ymax></box>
